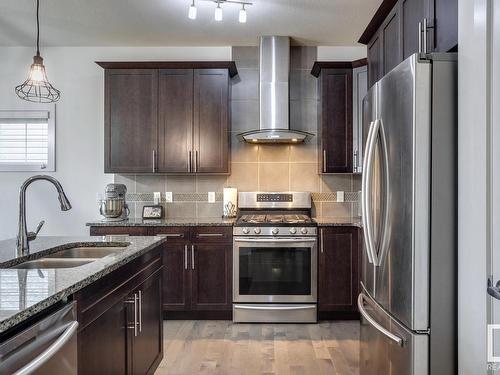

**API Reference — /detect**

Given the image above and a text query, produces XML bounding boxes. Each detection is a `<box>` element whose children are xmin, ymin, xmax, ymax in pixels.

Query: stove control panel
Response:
<box><xmin>233</xmin><ymin>226</ymin><xmax>317</xmax><ymax>237</ymax></box>
<box><xmin>256</xmin><ymin>193</ymin><xmax>293</xmax><ymax>202</ymax></box>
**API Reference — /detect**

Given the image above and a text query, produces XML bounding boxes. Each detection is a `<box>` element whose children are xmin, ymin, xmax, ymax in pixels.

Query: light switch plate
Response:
<box><xmin>336</xmin><ymin>191</ymin><xmax>345</xmax><ymax>203</ymax></box>
<box><xmin>208</xmin><ymin>192</ymin><xmax>216</xmax><ymax>203</ymax></box>
<box><xmin>153</xmin><ymin>192</ymin><xmax>161</xmax><ymax>205</ymax></box>
<box><xmin>165</xmin><ymin>192</ymin><xmax>173</xmax><ymax>203</ymax></box>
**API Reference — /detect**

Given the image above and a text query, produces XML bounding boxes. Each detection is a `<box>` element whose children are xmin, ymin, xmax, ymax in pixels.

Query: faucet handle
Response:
<box><xmin>27</xmin><ymin>220</ymin><xmax>45</xmax><ymax>241</ymax></box>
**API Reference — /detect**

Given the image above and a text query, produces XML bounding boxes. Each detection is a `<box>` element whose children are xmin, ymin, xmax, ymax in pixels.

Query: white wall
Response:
<box><xmin>317</xmin><ymin>46</ymin><xmax>367</xmax><ymax>61</ymax></box>
<box><xmin>0</xmin><ymin>46</ymin><xmax>231</xmax><ymax>240</ymax></box>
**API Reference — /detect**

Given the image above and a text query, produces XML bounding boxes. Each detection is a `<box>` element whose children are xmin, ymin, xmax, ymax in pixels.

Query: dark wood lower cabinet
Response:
<box><xmin>191</xmin><ymin>242</ymin><xmax>232</xmax><ymax>311</ymax></box>
<box><xmin>318</xmin><ymin>226</ymin><xmax>360</xmax><ymax>319</ymax></box>
<box><xmin>162</xmin><ymin>240</ymin><xmax>191</xmax><ymax>311</ymax></box>
<box><xmin>76</xmin><ymin>244</ymin><xmax>163</xmax><ymax>375</ymax></box>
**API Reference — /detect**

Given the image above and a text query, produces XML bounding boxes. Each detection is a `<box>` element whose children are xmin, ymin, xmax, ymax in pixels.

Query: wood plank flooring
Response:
<box><xmin>155</xmin><ymin>320</ymin><xmax>360</xmax><ymax>375</ymax></box>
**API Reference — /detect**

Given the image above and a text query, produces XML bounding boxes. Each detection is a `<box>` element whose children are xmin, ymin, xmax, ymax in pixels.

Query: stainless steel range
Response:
<box><xmin>233</xmin><ymin>192</ymin><xmax>317</xmax><ymax>323</ymax></box>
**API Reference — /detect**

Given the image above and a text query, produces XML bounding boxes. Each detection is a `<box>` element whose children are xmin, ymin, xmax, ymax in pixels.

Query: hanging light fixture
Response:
<box><xmin>239</xmin><ymin>4</ymin><xmax>247</xmax><ymax>23</ymax></box>
<box><xmin>15</xmin><ymin>0</ymin><xmax>60</xmax><ymax>103</ymax></box>
<box><xmin>188</xmin><ymin>0</ymin><xmax>197</xmax><ymax>19</ymax></box>
<box><xmin>214</xmin><ymin>1</ymin><xmax>223</xmax><ymax>22</ymax></box>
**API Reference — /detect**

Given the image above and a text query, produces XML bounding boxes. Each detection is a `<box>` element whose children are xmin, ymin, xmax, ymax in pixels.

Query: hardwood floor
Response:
<box><xmin>155</xmin><ymin>320</ymin><xmax>360</xmax><ymax>375</ymax></box>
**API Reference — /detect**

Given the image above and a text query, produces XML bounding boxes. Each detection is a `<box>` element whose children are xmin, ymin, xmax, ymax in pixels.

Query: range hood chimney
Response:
<box><xmin>237</xmin><ymin>36</ymin><xmax>314</xmax><ymax>144</ymax></box>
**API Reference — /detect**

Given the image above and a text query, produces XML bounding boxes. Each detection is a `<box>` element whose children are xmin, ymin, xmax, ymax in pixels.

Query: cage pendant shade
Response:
<box><xmin>15</xmin><ymin>0</ymin><xmax>60</xmax><ymax>103</ymax></box>
<box><xmin>15</xmin><ymin>54</ymin><xmax>60</xmax><ymax>103</ymax></box>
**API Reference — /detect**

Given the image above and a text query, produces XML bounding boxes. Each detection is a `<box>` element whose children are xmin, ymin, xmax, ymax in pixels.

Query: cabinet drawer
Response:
<box><xmin>152</xmin><ymin>227</ymin><xmax>190</xmax><ymax>242</ymax></box>
<box><xmin>89</xmin><ymin>226</ymin><xmax>151</xmax><ymax>236</ymax></box>
<box><xmin>191</xmin><ymin>227</ymin><xmax>232</xmax><ymax>243</ymax></box>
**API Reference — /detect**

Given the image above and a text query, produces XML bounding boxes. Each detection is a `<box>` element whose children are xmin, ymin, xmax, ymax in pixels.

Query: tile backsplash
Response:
<box><xmin>113</xmin><ymin>46</ymin><xmax>361</xmax><ymax>219</ymax></box>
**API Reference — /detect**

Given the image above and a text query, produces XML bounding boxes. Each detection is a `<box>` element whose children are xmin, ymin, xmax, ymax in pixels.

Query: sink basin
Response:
<box><xmin>12</xmin><ymin>258</ymin><xmax>95</xmax><ymax>269</ymax></box>
<box><xmin>10</xmin><ymin>243</ymin><xmax>130</xmax><ymax>269</ymax></box>
<box><xmin>44</xmin><ymin>246</ymin><xmax>127</xmax><ymax>259</ymax></box>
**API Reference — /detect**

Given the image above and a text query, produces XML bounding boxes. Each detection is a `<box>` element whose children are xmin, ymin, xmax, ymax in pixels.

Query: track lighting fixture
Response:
<box><xmin>187</xmin><ymin>0</ymin><xmax>252</xmax><ymax>23</ymax></box>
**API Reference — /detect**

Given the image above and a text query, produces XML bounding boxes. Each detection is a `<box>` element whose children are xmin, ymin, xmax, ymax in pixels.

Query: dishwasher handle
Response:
<box><xmin>13</xmin><ymin>321</ymin><xmax>79</xmax><ymax>375</ymax></box>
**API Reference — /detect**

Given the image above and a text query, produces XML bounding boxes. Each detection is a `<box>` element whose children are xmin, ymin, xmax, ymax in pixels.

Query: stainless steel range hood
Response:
<box><xmin>237</xmin><ymin>36</ymin><xmax>314</xmax><ymax>144</ymax></box>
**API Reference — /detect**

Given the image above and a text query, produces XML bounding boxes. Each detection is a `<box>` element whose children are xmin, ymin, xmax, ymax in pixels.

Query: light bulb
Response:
<box><xmin>214</xmin><ymin>3</ymin><xmax>223</xmax><ymax>22</ymax></box>
<box><xmin>188</xmin><ymin>1</ymin><xmax>197</xmax><ymax>20</ymax></box>
<box><xmin>29</xmin><ymin>63</ymin><xmax>45</xmax><ymax>84</ymax></box>
<box><xmin>239</xmin><ymin>6</ymin><xmax>247</xmax><ymax>23</ymax></box>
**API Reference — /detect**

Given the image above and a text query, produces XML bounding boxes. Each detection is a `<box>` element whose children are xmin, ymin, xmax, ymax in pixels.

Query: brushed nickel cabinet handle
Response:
<box><xmin>191</xmin><ymin>245</ymin><xmax>195</xmax><ymax>270</ymax></box>
<box><xmin>152</xmin><ymin>150</ymin><xmax>157</xmax><ymax>173</ymax></box>
<box><xmin>320</xmin><ymin>228</ymin><xmax>324</xmax><ymax>253</ymax></box>
<box><xmin>418</xmin><ymin>21</ymin><xmax>423</xmax><ymax>54</ymax></box>
<box><xmin>323</xmin><ymin>150</ymin><xmax>327</xmax><ymax>173</ymax></box>
<box><xmin>198</xmin><ymin>233</ymin><xmax>224</xmax><ymax>237</ymax></box>
<box><xmin>138</xmin><ymin>290</ymin><xmax>142</xmax><ymax>333</ymax></box>
<box><xmin>157</xmin><ymin>233</ymin><xmax>184</xmax><ymax>238</ymax></box>
<box><xmin>184</xmin><ymin>244</ymin><xmax>188</xmax><ymax>270</ymax></box>
<box><xmin>125</xmin><ymin>293</ymin><xmax>138</xmax><ymax>337</ymax></box>
<box><xmin>188</xmin><ymin>150</ymin><xmax>192</xmax><ymax>173</ymax></box>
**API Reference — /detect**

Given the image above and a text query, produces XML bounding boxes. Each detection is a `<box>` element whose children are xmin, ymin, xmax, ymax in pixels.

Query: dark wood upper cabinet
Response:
<box><xmin>319</xmin><ymin>226</ymin><xmax>359</xmax><ymax>313</ymax></box>
<box><xmin>319</xmin><ymin>68</ymin><xmax>353</xmax><ymax>174</ymax></box>
<box><xmin>381</xmin><ymin>6</ymin><xmax>402</xmax><ymax>74</ymax></box>
<box><xmin>402</xmin><ymin>0</ymin><xmax>427</xmax><ymax>59</ymax></box>
<box><xmin>158</xmin><ymin>69</ymin><xmax>193</xmax><ymax>173</ymax></box>
<box><xmin>105</xmin><ymin>69</ymin><xmax>158</xmax><ymax>173</ymax></box>
<box><xmin>360</xmin><ymin>0</ymin><xmax>457</xmax><ymax>87</ymax></box>
<box><xmin>193</xmin><ymin>69</ymin><xmax>230</xmax><ymax>174</ymax></box>
<box><xmin>99</xmin><ymin>62</ymin><xmax>237</xmax><ymax>174</ymax></box>
<box><xmin>367</xmin><ymin>34</ymin><xmax>382</xmax><ymax>88</ymax></box>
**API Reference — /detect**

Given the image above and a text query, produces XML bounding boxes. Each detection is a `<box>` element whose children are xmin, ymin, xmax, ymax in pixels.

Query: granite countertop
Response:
<box><xmin>87</xmin><ymin>216</ymin><xmax>362</xmax><ymax>227</ymax></box>
<box><xmin>0</xmin><ymin>235</ymin><xmax>166</xmax><ymax>334</ymax></box>
<box><xmin>86</xmin><ymin>217</ymin><xmax>236</xmax><ymax>227</ymax></box>
<box><xmin>313</xmin><ymin>216</ymin><xmax>362</xmax><ymax>227</ymax></box>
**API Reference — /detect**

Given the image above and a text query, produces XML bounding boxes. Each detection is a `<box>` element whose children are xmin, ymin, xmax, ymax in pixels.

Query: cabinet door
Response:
<box><xmin>191</xmin><ymin>243</ymin><xmax>232</xmax><ymax>310</ymax></box>
<box><xmin>320</xmin><ymin>68</ymin><xmax>353</xmax><ymax>173</ymax></box>
<box><xmin>319</xmin><ymin>227</ymin><xmax>359</xmax><ymax>312</ymax></box>
<box><xmin>158</xmin><ymin>69</ymin><xmax>194</xmax><ymax>173</ymax></box>
<box><xmin>163</xmin><ymin>241</ymin><xmax>191</xmax><ymax>311</ymax></box>
<box><xmin>381</xmin><ymin>6</ymin><xmax>403</xmax><ymax>74</ymax></box>
<box><xmin>105</xmin><ymin>69</ymin><xmax>158</xmax><ymax>173</ymax></box>
<box><xmin>433</xmin><ymin>0</ymin><xmax>458</xmax><ymax>52</ymax></box>
<box><xmin>401</xmin><ymin>0</ymin><xmax>427</xmax><ymax>58</ymax></box>
<box><xmin>193</xmin><ymin>69</ymin><xmax>230</xmax><ymax>174</ymax></box>
<box><xmin>132</xmin><ymin>271</ymin><xmax>163</xmax><ymax>375</ymax></box>
<box><xmin>367</xmin><ymin>33</ymin><xmax>382</xmax><ymax>88</ymax></box>
<box><xmin>78</xmin><ymin>297</ymin><xmax>129</xmax><ymax>375</ymax></box>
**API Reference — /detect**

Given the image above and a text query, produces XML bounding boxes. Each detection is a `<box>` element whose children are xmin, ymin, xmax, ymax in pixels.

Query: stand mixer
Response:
<box><xmin>99</xmin><ymin>183</ymin><xmax>130</xmax><ymax>221</ymax></box>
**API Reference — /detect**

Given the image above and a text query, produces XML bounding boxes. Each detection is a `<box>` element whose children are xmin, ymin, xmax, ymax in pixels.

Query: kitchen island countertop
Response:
<box><xmin>0</xmin><ymin>235</ymin><xmax>166</xmax><ymax>334</ymax></box>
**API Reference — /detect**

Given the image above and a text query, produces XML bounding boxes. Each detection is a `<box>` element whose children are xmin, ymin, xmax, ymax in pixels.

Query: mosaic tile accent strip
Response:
<box><xmin>127</xmin><ymin>191</ymin><xmax>360</xmax><ymax>203</ymax></box>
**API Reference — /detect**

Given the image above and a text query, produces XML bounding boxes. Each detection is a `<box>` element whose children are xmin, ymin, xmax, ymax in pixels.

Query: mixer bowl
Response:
<box><xmin>99</xmin><ymin>198</ymin><xmax>126</xmax><ymax>218</ymax></box>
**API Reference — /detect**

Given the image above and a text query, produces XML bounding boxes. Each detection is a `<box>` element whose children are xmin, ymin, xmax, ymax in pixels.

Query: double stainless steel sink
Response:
<box><xmin>11</xmin><ymin>243</ymin><xmax>129</xmax><ymax>269</ymax></box>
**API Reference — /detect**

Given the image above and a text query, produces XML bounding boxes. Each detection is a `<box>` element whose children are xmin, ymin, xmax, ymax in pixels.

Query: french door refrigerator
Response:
<box><xmin>359</xmin><ymin>53</ymin><xmax>457</xmax><ymax>375</ymax></box>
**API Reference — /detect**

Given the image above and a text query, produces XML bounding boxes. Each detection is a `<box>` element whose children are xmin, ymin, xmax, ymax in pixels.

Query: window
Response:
<box><xmin>0</xmin><ymin>108</ymin><xmax>55</xmax><ymax>172</ymax></box>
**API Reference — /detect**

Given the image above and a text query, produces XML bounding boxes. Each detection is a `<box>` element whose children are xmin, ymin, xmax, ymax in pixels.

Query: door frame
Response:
<box><xmin>458</xmin><ymin>0</ymin><xmax>499</xmax><ymax>373</ymax></box>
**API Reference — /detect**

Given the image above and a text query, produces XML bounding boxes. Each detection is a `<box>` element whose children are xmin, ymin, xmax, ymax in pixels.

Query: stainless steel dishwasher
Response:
<box><xmin>0</xmin><ymin>302</ymin><xmax>78</xmax><ymax>375</ymax></box>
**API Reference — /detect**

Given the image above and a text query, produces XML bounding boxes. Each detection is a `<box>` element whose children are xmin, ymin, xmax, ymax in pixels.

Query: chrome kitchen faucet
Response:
<box><xmin>17</xmin><ymin>175</ymin><xmax>72</xmax><ymax>256</ymax></box>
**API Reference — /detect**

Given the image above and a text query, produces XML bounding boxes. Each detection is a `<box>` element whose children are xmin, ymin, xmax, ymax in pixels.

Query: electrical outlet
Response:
<box><xmin>165</xmin><ymin>192</ymin><xmax>173</xmax><ymax>203</ymax></box>
<box><xmin>336</xmin><ymin>191</ymin><xmax>345</xmax><ymax>203</ymax></box>
<box><xmin>153</xmin><ymin>192</ymin><xmax>161</xmax><ymax>205</ymax></box>
<box><xmin>208</xmin><ymin>192</ymin><xmax>216</xmax><ymax>203</ymax></box>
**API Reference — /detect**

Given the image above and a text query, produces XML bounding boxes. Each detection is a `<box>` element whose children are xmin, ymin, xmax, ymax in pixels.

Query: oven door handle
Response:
<box><xmin>234</xmin><ymin>238</ymin><xmax>317</xmax><ymax>243</ymax></box>
<box><xmin>234</xmin><ymin>304</ymin><xmax>316</xmax><ymax>311</ymax></box>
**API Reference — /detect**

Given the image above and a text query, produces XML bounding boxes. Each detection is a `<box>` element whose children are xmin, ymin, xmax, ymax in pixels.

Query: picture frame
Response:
<box><xmin>142</xmin><ymin>205</ymin><xmax>163</xmax><ymax>219</ymax></box>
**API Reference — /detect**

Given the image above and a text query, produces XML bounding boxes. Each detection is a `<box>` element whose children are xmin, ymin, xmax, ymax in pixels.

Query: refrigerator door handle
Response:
<box><xmin>358</xmin><ymin>294</ymin><xmax>404</xmax><ymax>346</ymax></box>
<box><xmin>362</xmin><ymin>120</ymin><xmax>375</xmax><ymax>264</ymax></box>
<box><xmin>363</xmin><ymin>119</ymin><xmax>380</xmax><ymax>265</ymax></box>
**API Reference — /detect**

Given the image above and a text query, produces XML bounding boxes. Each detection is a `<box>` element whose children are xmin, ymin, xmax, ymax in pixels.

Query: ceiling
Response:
<box><xmin>0</xmin><ymin>0</ymin><xmax>382</xmax><ymax>47</ymax></box>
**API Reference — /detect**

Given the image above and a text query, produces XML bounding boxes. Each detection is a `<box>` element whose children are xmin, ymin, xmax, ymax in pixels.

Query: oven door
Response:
<box><xmin>233</xmin><ymin>237</ymin><xmax>317</xmax><ymax>303</ymax></box>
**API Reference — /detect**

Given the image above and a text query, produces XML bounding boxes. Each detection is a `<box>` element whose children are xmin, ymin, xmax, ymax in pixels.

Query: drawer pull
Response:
<box><xmin>197</xmin><ymin>233</ymin><xmax>225</xmax><ymax>237</ymax></box>
<box><xmin>156</xmin><ymin>233</ymin><xmax>184</xmax><ymax>238</ymax></box>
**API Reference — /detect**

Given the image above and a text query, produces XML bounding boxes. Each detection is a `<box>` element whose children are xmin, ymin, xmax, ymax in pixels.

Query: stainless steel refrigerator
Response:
<box><xmin>359</xmin><ymin>53</ymin><xmax>457</xmax><ymax>375</ymax></box>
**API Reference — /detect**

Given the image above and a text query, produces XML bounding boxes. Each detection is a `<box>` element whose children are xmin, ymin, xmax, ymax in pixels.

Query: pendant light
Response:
<box><xmin>188</xmin><ymin>0</ymin><xmax>197</xmax><ymax>20</ymax></box>
<box><xmin>15</xmin><ymin>0</ymin><xmax>60</xmax><ymax>103</ymax></box>
<box><xmin>239</xmin><ymin>4</ymin><xmax>247</xmax><ymax>23</ymax></box>
<box><xmin>214</xmin><ymin>2</ymin><xmax>223</xmax><ymax>22</ymax></box>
